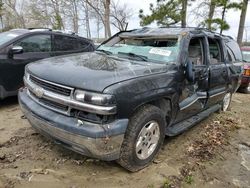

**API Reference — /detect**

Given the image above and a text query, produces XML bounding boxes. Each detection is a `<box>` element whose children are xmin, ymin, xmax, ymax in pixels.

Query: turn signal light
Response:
<box><xmin>244</xmin><ymin>69</ymin><xmax>250</xmax><ymax>76</ymax></box>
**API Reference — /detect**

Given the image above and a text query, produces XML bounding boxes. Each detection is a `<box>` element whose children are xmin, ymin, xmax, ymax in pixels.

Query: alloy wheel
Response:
<box><xmin>135</xmin><ymin>120</ymin><xmax>160</xmax><ymax>160</ymax></box>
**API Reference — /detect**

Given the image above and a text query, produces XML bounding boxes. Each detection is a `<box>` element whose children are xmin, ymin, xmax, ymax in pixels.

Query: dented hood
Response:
<box><xmin>27</xmin><ymin>52</ymin><xmax>168</xmax><ymax>92</ymax></box>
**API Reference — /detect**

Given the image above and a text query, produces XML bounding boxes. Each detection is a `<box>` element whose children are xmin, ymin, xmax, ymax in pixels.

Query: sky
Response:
<box><xmin>89</xmin><ymin>0</ymin><xmax>250</xmax><ymax>41</ymax></box>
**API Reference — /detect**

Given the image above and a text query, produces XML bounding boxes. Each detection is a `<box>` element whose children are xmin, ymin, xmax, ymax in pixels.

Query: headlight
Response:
<box><xmin>74</xmin><ymin>90</ymin><xmax>116</xmax><ymax>106</ymax></box>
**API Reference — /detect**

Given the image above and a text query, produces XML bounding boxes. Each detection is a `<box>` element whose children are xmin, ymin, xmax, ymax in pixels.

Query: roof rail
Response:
<box><xmin>53</xmin><ymin>30</ymin><xmax>78</xmax><ymax>35</ymax></box>
<box><xmin>28</xmin><ymin>28</ymin><xmax>52</xmax><ymax>31</ymax></box>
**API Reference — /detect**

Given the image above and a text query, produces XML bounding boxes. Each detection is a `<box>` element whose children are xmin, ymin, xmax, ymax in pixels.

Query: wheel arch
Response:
<box><xmin>132</xmin><ymin>97</ymin><xmax>173</xmax><ymax>126</ymax></box>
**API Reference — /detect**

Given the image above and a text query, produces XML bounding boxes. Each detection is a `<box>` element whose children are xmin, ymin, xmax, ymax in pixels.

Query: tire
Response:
<box><xmin>117</xmin><ymin>105</ymin><xmax>166</xmax><ymax>172</ymax></box>
<box><xmin>221</xmin><ymin>92</ymin><xmax>232</xmax><ymax>112</ymax></box>
<box><xmin>239</xmin><ymin>83</ymin><xmax>250</xmax><ymax>94</ymax></box>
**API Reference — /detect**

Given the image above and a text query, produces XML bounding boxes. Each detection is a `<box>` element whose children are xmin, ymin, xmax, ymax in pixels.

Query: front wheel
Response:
<box><xmin>222</xmin><ymin>92</ymin><xmax>232</xmax><ymax>112</ymax></box>
<box><xmin>117</xmin><ymin>105</ymin><xmax>166</xmax><ymax>172</ymax></box>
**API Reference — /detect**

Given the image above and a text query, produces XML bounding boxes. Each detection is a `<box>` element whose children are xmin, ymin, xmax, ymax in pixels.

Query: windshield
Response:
<box><xmin>242</xmin><ymin>50</ymin><xmax>250</xmax><ymax>62</ymax></box>
<box><xmin>0</xmin><ymin>31</ymin><xmax>22</xmax><ymax>46</ymax></box>
<box><xmin>97</xmin><ymin>36</ymin><xmax>180</xmax><ymax>63</ymax></box>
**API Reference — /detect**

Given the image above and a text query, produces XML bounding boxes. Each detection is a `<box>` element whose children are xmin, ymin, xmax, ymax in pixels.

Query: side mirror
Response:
<box><xmin>11</xmin><ymin>46</ymin><xmax>23</xmax><ymax>54</ymax></box>
<box><xmin>8</xmin><ymin>46</ymin><xmax>23</xmax><ymax>58</ymax></box>
<box><xmin>186</xmin><ymin>59</ymin><xmax>195</xmax><ymax>83</ymax></box>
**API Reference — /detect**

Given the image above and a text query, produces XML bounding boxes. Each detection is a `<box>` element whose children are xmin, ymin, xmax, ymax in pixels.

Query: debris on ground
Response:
<box><xmin>186</xmin><ymin>117</ymin><xmax>241</xmax><ymax>161</ymax></box>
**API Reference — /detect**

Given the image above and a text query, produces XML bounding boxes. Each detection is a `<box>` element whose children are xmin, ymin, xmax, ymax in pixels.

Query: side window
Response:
<box><xmin>79</xmin><ymin>40</ymin><xmax>90</xmax><ymax>49</ymax></box>
<box><xmin>188</xmin><ymin>37</ymin><xmax>204</xmax><ymax>65</ymax></box>
<box><xmin>16</xmin><ymin>35</ymin><xmax>51</xmax><ymax>53</ymax></box>
<box><xmin>208</xmin><ymin>38</ymin><xmax>222</xmax><ymax>64</ymax></box>
<box><xmin>53</xmin><ymin>35</ymin><xmax>79</xmax><ymax>51</ymax></box>
<box><xmin>225</xmin><ymin>40</ymin><xmax>243</xmax><ymax>61</ymax></box>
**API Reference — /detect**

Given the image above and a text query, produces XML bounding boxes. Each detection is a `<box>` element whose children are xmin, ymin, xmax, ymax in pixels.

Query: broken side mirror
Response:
<box><xmin>186</xmin><ymin>59</ymin><xmax>195</xmax><ymax>83</ymax></box>
<box><xmin>8</xmin><ymin>46</ymin><xmax>23</xmax><ymax>58</ymax></box>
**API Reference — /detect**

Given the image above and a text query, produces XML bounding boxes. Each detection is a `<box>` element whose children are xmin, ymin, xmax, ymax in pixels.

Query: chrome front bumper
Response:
<box><xmin>19</xmin><ymin>88</ymin><xmax>128</xmax><ymax>161</ymax></box>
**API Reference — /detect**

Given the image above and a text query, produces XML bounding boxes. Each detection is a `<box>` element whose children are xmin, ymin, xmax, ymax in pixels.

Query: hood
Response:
<box><xmin>27</xmin><ymin>52</ymin><xmax>169</xmax><ymax>92</ymax></box>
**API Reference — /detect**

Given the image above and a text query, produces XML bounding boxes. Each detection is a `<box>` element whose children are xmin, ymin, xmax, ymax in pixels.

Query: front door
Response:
<box><xmin>175</xmin><ymin>36</ymin><xmax>209</xmax><ymax>122</ymax></box>
<box><xmin>1</xmin><ymin>34</ymin><xmax>51</xmax><ymax>92</ymax></box>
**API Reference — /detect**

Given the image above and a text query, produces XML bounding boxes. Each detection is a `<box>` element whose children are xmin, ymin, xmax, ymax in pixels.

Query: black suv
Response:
<box><xmin>18</xmin><ymin>28</ymin><xmax>243</xmax><ymax>171</ymax></box>
<box><xmin>0</xmin><ymin>28</ymin><xmax>95</xmax><ymax>99</ymax></box>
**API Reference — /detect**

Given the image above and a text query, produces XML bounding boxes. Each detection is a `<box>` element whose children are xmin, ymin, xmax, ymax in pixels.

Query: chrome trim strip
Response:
<box><xmin>24</xmin><ymin>77</ymin><xmax>117</xmax><ymax>115</ymax></box>
<box><xmin>209</xmin><ymin>91</ymin><xmax>226</xmax><ymax>98</ymax></box>
<box><xmin>180</xmin><ymin>95</ymin><xmax>207</xmax><ymax>111</ymax></box>
<box><xmin>30</xmin><ymin>74</ymin><xmax>74</xmax><ymax>91</ymax></box>
<box><xmin>27</xmin><ymin>89</ymin><xmax>70</xmax><ymax>115</ymax></box>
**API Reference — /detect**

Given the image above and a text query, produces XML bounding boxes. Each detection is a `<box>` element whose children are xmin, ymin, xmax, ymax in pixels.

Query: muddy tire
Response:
<box><xmin>221</xmin><ymin>92</ymin><xmax>232</xmax><ymax>112</ymax></box>
<box><xmin>117</xmin><ymin>105</ymin><xmax>166</xmax><ymax>172</ymax></box>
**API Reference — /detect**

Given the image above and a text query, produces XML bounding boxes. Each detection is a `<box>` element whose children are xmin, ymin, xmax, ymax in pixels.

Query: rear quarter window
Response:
<box><xmin>225</xmin><ymin>40</ymin><xmax>243</xmax><ymax>61</ymax></box>
<box><xmin>53</xmin><ymin>35</ymin><xmax>79</xmax><ymax>51</ymax></box>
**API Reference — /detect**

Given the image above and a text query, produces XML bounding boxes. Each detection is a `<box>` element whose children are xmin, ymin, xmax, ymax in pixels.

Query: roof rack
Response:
<box><xmin>53</xmin><ymin>30</ymin><xmax>77</xmax><ymax>35</ymax></box>
<box><xmin>159</xmin><ymin>26</ymin><xmax>234</xmax><ymax>39</ymax></box>
<box><xmin>27</xmin><ymin>28</ymin><xmax>78</xmax><ymax>36</ymax></box>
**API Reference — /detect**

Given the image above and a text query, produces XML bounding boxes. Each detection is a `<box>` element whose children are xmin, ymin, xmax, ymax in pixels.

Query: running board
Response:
<box><xmin>166</xmin><ymin>104</ymin><xmax>221</xmax><ymax>136</ymax></box>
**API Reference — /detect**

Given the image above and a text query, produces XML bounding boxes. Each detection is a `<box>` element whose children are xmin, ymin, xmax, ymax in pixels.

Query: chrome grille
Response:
<box><xmin>30</xmin><ymin>75</ymin><xmax>72</xmax><ymax>96</ymax></box>
<box><xmin>25</xmin><ymin>73</ymin><xmax>117</xmax><ymax>116</ymax></box>
<box><xmin>29</xmin><ymin>90</ymin><xmax>69</xmax><ymax>112</ymax></box>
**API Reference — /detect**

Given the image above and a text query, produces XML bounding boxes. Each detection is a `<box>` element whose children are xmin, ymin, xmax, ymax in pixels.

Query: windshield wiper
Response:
<box><xmin>118</xmin><ymin>52</ymin><xmax>148</xmax><ymax>62</ymax></box>
<box><xmin>96</xmin><ymin>49</ymin><xmax>112</xmax><ymax>55</ymax></box>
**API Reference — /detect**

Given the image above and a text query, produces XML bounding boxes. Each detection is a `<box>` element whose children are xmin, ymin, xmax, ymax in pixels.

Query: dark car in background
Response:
<box><xmin>239</xmin><ymin>46</ymin><xmax>250</xmax><ymax>93</ymax></box>
<box><xmin>0</xmin><ymin>28</ymin><xmax>95</xmax><ymax>99</ymax></box>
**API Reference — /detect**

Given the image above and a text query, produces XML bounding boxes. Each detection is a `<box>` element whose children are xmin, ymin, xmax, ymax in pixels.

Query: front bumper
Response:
<box><xmin>18</xmin><ymin>88</ymin><xmax>128</xmax><ymax>161</ymax></box>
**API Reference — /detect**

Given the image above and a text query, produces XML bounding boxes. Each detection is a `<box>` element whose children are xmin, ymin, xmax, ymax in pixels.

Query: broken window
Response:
<box><xmin>97</xmin><ymin>36</ymin><xmax>180</xmax><ymax>64</ymax></box>
<box><xmin>208</xmin><ymin>38</ymin><xmax>222</xmax><ymax>64</ymax></box>
<box><xmin>188</xmin><ymin>38</ymin><xmax>204</xmax><ymax>65</ymax></box>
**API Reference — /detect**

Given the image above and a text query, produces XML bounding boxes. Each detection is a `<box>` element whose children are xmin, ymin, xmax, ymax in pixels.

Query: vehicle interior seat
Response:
<box><xmin>188</xmin><ymin>46</ymin><xmax>202</xmax><ymax>65</ymax></box>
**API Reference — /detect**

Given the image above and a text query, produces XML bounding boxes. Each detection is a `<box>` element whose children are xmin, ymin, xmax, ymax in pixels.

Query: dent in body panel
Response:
<box><xmin>104</xmin><ymin>64</ymin><xmax>181</xmax><ymax>120</ymax></box>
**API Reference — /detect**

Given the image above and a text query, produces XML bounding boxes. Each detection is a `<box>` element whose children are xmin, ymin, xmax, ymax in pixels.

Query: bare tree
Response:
<box><xmin>4</xmin><ymin>0</ymin><xmax>26</xmax><ymax>28</ymax></box>
<box><xmin>237</xmin><ymin>0</ymin><xmax>249</xmax><ymax>45</ymax></box>
<box><xmin>84</xmin><ymin>0</ymin><xmax>111</xmax><ymax>38</ymax></box>
<box><xmin>110</xmin><ymin>1</ymin><xmax>133</xmax><ymax>31</ymax></box>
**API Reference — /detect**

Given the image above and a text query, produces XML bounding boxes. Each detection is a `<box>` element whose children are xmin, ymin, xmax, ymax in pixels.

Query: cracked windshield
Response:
<box><xmin>97</xmin><ymin>37</ymin><xmax>179</xmax><ymax>63</ymax></box>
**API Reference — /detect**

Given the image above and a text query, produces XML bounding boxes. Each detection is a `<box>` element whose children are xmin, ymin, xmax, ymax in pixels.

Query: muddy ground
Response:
<box><xmin>0</xmin><ymin>93</ymin><xmax>250</xmax><ymax>188</ymax></box>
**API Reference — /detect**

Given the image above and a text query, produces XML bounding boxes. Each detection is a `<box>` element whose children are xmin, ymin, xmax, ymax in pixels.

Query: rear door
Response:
<box><xmin>206</xmin><ymin>37</ymin><xmax>229</xmax><ymax>107</ymax></box>
<box><xmin>225</xmin><ymin>40</ymin><xmax>243</xmax><ymax>92</ymax></box>
<box><xmin>1</xmin><ymin>34</ymin><xmax>51</xmax><ymax>92</ymax></box>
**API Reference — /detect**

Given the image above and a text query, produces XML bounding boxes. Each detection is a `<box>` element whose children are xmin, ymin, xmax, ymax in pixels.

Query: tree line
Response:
<box><xmin>0</xmin><ymin>0</ymin><xmax>248</xmax><ymax>45</ymax></box>
<box><xmin>139</xmin><ymin>0</ymin><xmax>249</xmax><ymax>45</ymax></box>
<box><xmin>0</xmin><ymin>0</ymin><xmax>133</xmax><ymax>39</ymax></box>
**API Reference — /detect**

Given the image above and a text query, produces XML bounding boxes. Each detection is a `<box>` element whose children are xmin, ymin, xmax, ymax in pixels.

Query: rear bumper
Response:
<box><xmin>18</xmin><ymin>88</ymin><xmax>128</xmax><ymax>161</ymax></box>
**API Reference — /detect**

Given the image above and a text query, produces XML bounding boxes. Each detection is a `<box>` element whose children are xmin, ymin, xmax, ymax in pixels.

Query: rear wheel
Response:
<box><xmin>239</xmin><ymin>83</ymin><xmax>250</xmax><ymax>94</ymax></box>
<box><xmin>117</xmin><ymin>105</ymin><xmax>166</xmax><ymax>172</ymax></box>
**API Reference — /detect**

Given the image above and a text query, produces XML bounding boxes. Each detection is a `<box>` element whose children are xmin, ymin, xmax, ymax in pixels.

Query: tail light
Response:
<box><xmin>244</xmin><ymin>69</ymin><xmax>250</xmax><ymax>76</ymax></box>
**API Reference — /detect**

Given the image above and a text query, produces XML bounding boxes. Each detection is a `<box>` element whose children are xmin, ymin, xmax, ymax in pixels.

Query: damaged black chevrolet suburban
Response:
<box><xmin>18</xmin><ymin>28</ymin><xmax>243</xmax><ymax>172</ymax></box>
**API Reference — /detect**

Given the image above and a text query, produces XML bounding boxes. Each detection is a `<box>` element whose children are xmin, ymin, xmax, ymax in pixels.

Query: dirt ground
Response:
<box><xmin>0</xmin><ymin>93</ymin><xmax>250</xmax><ymax>188</ymax></box>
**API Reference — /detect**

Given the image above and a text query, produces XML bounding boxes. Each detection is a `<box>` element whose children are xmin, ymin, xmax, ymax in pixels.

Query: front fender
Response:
<box><xmin>103</xmin><ymin>71</ymin><xmax>182</xmax><ymax>119</ymax></box>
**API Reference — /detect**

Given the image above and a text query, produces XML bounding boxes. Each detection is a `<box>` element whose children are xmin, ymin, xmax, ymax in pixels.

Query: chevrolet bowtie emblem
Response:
<box><xmin>33</xmin><ymin>87</ymin><xmax>44</xmax><ymax>98</ymax></box>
